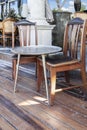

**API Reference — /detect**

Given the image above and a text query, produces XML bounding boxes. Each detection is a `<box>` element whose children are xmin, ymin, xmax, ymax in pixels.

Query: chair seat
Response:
<box><xmin>46</xmin><ymin>53</ymin><xmax>72</xmax><ymax>63</ymax></box>
<box><xmin>45</xmin><ymin>53</ymin><xmax>79</xmax><ymax>66</ymax></box>
<box><xmin>38</xmin><ymin>52</ymin><xmax>78</xmax><ymax>65</ymax></box>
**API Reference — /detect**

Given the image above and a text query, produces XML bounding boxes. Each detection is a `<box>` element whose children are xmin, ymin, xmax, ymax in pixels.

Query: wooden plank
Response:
<box><xmin>0</xmin><ymin>88</ymin><xmax>69</xmax><ymax>130</ymax></box>
<box><xmin>0</xmin><ymin>100</ymin><xmax>46</xmax><ymax>130</ymax></box>
<box><xmin>0</xmin><ymin>83</ymin><xmax>87</xmax><ymax>130</ymax></box>
<box><xmin>0</xmin><ymin>61</ymin><xmax>87</xmax><ymax>129</ymax></box>
<box><xmin>0</xmin><ymin>116</ymin><xmax>16</xmax><ymax>130</ymax></box>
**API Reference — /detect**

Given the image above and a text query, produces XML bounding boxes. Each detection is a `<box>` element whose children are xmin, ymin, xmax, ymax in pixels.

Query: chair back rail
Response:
<box><xmin>12</xmin><ymin>20</ymin><xmax>38</xmax><ymax>48</ymax></box>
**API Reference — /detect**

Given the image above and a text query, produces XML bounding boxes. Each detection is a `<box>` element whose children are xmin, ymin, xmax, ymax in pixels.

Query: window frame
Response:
<box><xmin>0</xmin><ymin>0</ymin><xmax>21</xmax><ymax>20</ymax></box>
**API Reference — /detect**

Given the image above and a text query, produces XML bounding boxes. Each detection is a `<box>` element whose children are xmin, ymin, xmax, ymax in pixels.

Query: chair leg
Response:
<box><xmin>0</xmin><ymin>37</ymin><xmax>3</xmax><ymax>46</ymax></box>
<box><xmin>64</xmin><ymin>71</ymin><xmax>70</xmax><ymax>83</ymax></box>
<box><xmin>81</xmin><ymin>68</ymin><xmax>87</xmax><ymax>93</ymax></box>
<box><xmin>50</xmin><ymin>69</ymin><xmax>56</xmax><ymax>105</ymax></box>
<box><xmin>37</xmin><ymin>60</ymin><xmax>43</xmax><ymax>92</ymax></box>
<box><xmin>12</xmin><ymin>59</ymin><xmax>17</xmax><ymax>80</ymax></box>
<box><xmin>35</xmin><ymin>62</ymin><xmax>37</xmax><ymax>78</ymax></box>
<box><xmin>3</xmin><ymin>36</ymin><xmax>5</xmax><ymax>47</ymax></box>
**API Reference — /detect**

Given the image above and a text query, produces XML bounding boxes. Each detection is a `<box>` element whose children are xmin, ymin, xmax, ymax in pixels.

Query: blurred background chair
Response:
<box><xmin>2</xmin><ymin>18</ymin><xmax>17</xmax><ymax>47</ymax></box>
<box><xmin>12</xmin><ymin>19</ymin><xmax>38</xmax><ymax>79</ymax></box>
<box><xmin>37</xmin><ymin>18</ymin><xmax>87</xmax><ymax>105</ymax></box>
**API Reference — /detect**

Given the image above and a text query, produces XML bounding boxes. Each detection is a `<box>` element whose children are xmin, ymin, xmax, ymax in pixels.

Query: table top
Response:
<box><xmin>11</xmin><ymin>46</ymin><xmax>62</xmax><ymax>55</ymax></box>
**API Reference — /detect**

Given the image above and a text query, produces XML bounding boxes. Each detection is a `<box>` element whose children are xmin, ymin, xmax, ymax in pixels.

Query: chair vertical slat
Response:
<box><xmin>70</xmin><ymin>25</ymin><xmax>78</xmax><ymax>58</ymax></box>
<box><xmin>27</xmin><ymin>26</ymin><xmax>30</xmax><ymax>46</ymax></box>
<box><xmin>12</xmin><ymin>23</ymin><xmax>14</xmax><ymax>48</ymax></box>
<box><xmin>19</xmin><ymin>26</ymin><xmax>24</xmax><ymax>47</ymax></box>
<box><xmin>63</xmin><ymin>24</ymin><xmax>69</xmax><ymax>55</ymax></box>
<box><xmin>68</xmin><ymin>25</ymin><xmax>73</xmax><ymax>57</ymax></box>
<box><xmin>80</xmin><ymin>20</ymin><xmax>87</xmax><ymax>64</ymax></box>
<box><xmin>21</xmin><ymin>26</ymin><xmax>24</xmax><ymax>47</ymax></box>
<box><xmin>35</xmin><ymin>25</ymin><xmax>38</xmax><ymax>45</ymax></box>
<box><xmin>74</xmin><ymin>25</ymin><xmax>81</xmax><ymax>59</ymax></box>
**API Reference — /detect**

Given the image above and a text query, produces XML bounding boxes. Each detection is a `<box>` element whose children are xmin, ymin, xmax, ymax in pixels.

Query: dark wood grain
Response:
<box><xmin>0</xmin><ymin>59</ymin><xmax>87</xmax><ymax>130</ymax></box>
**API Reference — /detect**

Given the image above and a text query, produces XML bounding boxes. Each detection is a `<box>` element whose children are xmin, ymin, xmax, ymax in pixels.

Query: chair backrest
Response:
<box><xmin>12</xmin><ymin>19</ymin><xmax>38</xmax><ymax>48</ymax></box>
<box><xmin>63</xmin><ymin>17</ymin><xmax>87</xmax><ymax>64</ymax></box>
<box><xmin>3</xmin><ymin>18</ymin><xmax>17</xmax><ymax>34</ymax></box>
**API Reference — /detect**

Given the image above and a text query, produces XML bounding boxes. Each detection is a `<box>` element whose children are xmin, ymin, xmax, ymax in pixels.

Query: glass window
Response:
<box><xmin>9</xmin><ymin>0</ymin><xmax>18</xmax><ymax>14</ymax></box>
<box><xmin>0</xmin><ymin>0</ymin><xmax>21</xmax><ymax>19</ymax></box>
<box><xmin>0</xmin><ymin>3</ymin><xmax>5</xmax><ymax>19</ymax></box>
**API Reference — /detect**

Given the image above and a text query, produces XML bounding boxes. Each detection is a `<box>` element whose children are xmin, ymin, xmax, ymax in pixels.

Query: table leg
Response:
<box><xmin>42</xmin><ymin>55</ymin><xmax>49</xmax><ymax>105</ymax></box>
<box><xmin>14</xmin><ymin>54</ymin><xmax>20</xmax><ymax>92</ymax></box>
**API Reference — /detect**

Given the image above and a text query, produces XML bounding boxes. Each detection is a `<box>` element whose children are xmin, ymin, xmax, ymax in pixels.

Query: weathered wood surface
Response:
<box><xmin>0</xmin><ymin>60</ymin><xmax>87</xmax><ymax>130</ymax></box>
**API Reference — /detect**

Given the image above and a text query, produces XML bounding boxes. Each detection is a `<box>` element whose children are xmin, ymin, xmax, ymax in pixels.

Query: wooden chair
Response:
<box><xmin>2</xmin><ymin>18</ymin><xmax>17</xmax><ymax>47</ymax></box>
<box><xmin>12</xmin><ymin>19</ymin><xmax>38</xmax><ymax>79</ymax></box>
<box><xmin>37</xmin><ymin>17</ymin><xmax>87</xmax><ymax>105</ymax></box>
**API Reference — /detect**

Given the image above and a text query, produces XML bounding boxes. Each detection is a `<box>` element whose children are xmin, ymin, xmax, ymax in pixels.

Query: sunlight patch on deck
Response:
<box><xmin>18</xmin><ymin>99</ymin><xmax>40</xmax><ymax>106</ymax></box>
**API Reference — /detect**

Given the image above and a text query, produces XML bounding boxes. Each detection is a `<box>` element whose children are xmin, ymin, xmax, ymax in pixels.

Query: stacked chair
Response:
<box><xmin>2</xmin><ymin>18</ymin><xmax>17</xmax><ymax>47</ymax></box>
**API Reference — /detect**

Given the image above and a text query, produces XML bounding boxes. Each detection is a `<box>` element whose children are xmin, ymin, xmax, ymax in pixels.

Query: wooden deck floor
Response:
<box><xmin>0</xmin><ymin>60</ymin><xmax>87</xmax><ymax>130</ymax></box>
